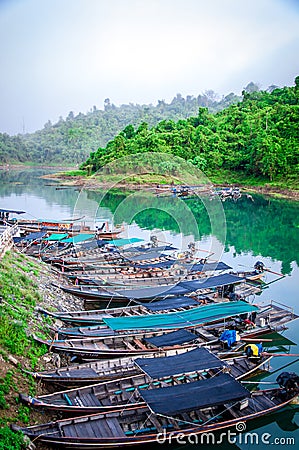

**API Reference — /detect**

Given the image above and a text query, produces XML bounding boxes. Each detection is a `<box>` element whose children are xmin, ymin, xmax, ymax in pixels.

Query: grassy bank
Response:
<box><xmin>0</xmin><ymin>251</ymin><xmax>52</xmax><ymax>449</ymax></box>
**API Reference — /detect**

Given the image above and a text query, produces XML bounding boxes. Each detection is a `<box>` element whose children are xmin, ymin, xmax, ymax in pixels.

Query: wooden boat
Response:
<box><xmin>48</xmin><ymin>300</ymin><xmax>298</xmax><ymax>340</ymax></box>
<box><xmin>25</xmin><ymin>342</ymin><xmax>272</xmax><ymax>388</ymax></box>
<box><xmin>19</xmin><ymin>348</ymin><xmax>272</xmax><ymax>414</ymax></box>
<box><xmin>56</xmin><ymin>273</ymin><xmax>249</xmax><ymax>305</ymax></box>
<box><xmin>12</xmin><ymin>372</ymin><xmax>299</xmax><ymax>449</ymax></box>
<box><xmin>38</xmin><ymin>295</ymin><xmax>204</xmax><ymax>326</ymax></box>
<box><xmin>65</xmin><ymin>261</ymin><xmax>233</xmax><ymax>288</ymax></box>
<box><xmin>33</xmin><ymin>313</ymin><xmax>283</xmax><ymax>363</ymax></box>
<box><xmin>18</xmin><ymin>217</ymin><xmax>123</xmax><ymax>240</ymax></box>
<box><xmin>25</xmin><ymin>348</ymin><xmax>196</xmax><ymax>387</ymax></box>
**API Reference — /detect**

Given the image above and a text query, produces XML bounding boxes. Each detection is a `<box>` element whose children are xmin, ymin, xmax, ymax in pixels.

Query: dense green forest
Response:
<box><xmin>82</xmin><ymin>78</ymin><xmax>299</xmax><ymax>184</ymax></box>
<box><xmin>0</xmin><ymin>90</ymin><xmax>241</xmax><ymax>164</ymax></box>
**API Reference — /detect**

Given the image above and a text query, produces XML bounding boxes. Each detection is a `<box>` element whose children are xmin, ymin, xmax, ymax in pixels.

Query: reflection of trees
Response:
<box><xmin>88</xmin><ymin>190</ymin><xmax>299</xmax><ymax>275</ymax></box>
<box><xmin>0</xmin><ymin>169</ymin><xmax>80</xmax><ymax>210</ymax></box>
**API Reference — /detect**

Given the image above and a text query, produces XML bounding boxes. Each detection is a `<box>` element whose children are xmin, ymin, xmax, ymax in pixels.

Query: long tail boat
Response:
<box><xmin>56</xmin><ymin>273</ymin><xmax>250</xmax><ymax>306</ymax></box>
<box><xmin>47</xmin><ymin>300</ymin><xmax>297</xmax><ymax>342</ymax></box>
<box><xmin>19</xmin><ymin>348</ymin><xmax>272</xmax><ymax>414</ymax></box>
<box><xmin>40</xmin><ymin>298</ymin><xmax>296</xmax><ymax>335</ymax></box>
<box><xmin>25</xmin><ymin>340</ymin><xmax>273</xmax><ymax>388</ymax></box>
<box><xmin>12</xmin><ymin>372</ymin><xmax>299</xmax><ymax>449</ymax></box>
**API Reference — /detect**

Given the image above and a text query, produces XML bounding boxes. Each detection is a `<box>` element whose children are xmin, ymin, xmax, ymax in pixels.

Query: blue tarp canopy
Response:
<box><xmin>13</xmin><ymin>231</ymin><xmax>46</xmax><ymax>243</ymax></box>
<box><xmin>125</xmin><ymin>252</ymin><xmax>168</xmax><ymax>262</ymax></box>
<box><xmin>135</xmin><ymin>347</ymin><xmax>225</xmax><ymax>378</ymax></box>
<box><xmin>135</xmin><ymin>261</ymin><xmax>232</xmax><ymax>271</ymax></box>
<box><xmin>139</xmin><ymin>373</ymin><xmax>250</xmax><ymax>415</ymax></box>
<box><xmin>144</xmin><ymin>329</ymin><xmax>199</xmax><ymax>347</ymax></box>
<box><xmin>0</xmin><ymin>208</ymin><xmax>26</xmax><ymax>214</ymax></box>
<box><xmin>60</xmin><ymin>234</ymin><xmax>95</xmax><ymax>243</ymax></box>
<box><xmin>141</xmin><ymin>296</ymin><xmax>198</xmax><ymax>312</ymax></box>
<box><xmin>122</xmin><ymin>245</ymin><xmax>177</xmax><ymax>253</ymax></box>
<box><xmin>180</xmin><ymin>273</ymin><xmax>244</xmax><ymax>291</ymax></box>
<box><xmin>97</xmin><ymin>272</ymin><xmax>245</xmax><ymax>301</ymax></box>
<box><xmin>109</xmin><ymin>283</ymin><xmax>191</xmax><ymax>300</ymax></box>
<box><xmin>43</xmin><ymin>233</ymin><xmax>69</xmax><ymax>241</ymax></box>
<box><xmin>110</xmin><ymin>238</ymin><xmax>143</xmax><ymax>247</ymax></box>
<box><xmin>103</xmin><ymin>300</ymin><xmax>258</xmax><ymax>331</ymax></box>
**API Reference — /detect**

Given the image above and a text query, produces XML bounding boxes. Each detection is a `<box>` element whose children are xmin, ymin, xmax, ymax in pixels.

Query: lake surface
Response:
<box><xmin>1</xmin><ymin>167</ymin><xmax>299</xmax><ymax>448</ymax></box>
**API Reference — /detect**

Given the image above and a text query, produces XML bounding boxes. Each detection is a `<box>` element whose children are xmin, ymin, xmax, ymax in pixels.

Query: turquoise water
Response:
<box><xmin>0</xmin><ymin>167</ymin><xmax>298</xmax><ymax>448</ymax></box>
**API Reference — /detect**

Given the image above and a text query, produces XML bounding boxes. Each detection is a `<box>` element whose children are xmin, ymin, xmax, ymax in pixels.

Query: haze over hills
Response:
<box><xmin>0</xmin><ymin>77</ymin><xmax>298</xmax><ymax>189</ymax></box>
<box><xmin>0</xmin><ymin>87</ymin><xmax>245</xmax><ymax>164</ymax></box>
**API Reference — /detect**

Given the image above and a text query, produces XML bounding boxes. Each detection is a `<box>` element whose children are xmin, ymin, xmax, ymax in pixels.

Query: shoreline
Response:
<box><xmin>42</xmin><ymin>172</ymin><xmax>299</xmax><ymax>201</ymax></box>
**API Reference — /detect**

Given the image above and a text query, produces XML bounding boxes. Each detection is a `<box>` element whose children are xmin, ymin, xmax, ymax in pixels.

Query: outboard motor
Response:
<box><xmin>150</xmin><ymin>235</ymin><xmax>158</xmax><ymax>247</ymax></box>
<box><xmin>254</xmin><ymin>261</ymin><xmax>265</xmax><ymax>272</ymax></box>
<box><xmin>276</xmin><ymin>372</ymin><xmax>299</xmax><ymax>391</ymax></box>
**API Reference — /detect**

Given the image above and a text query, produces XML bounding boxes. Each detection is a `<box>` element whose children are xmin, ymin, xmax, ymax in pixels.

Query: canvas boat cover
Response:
<box><xmin>180</xmin><ymin>273</ymin><xmax>244</xmax><ymax>291</ymax></box>
<box><xmin>122</xmin><ymin>245</ymin><xmax>177</xmax><ymax>253</ymax></box>
<box><xmin>141</xmin><ymin>296</ymin><xmax>198</xmax><ymax>311</ymax></box>
<box><xmin>103</xmin><ymin>300</ymin><xmax>258</xmax><ymax>331</ymax></box>
<box><xmin>99</xmin><ymin>273</ymin><xmax>244</xmax><ymax>300</ymax></box>
<box><xmin>0</xmin><ymin>208</ymin><xmax>26</xmax><ymax>214</ymax></box>
<box><xmin>126</xmin><ymin>252</ymin><xmax>169</xmax><ymax>262</ymax></box>
<box><xmin>139</xmin><ymin>373</ymin><xmax>250</xmax><ymax>415</ymax></box>
<box><xmin>144</xmin><ymin>329</ymin><xmax>199</xmax><ymax>347</ymax></box>
<box><xmin>110</xmin><ymin>238</ymin><xmax>144</xmax><ymax>247</ymax></box>
<box><xmin>43</xmin><ymin>233</ymin><xmax>69</xmax><ymax>241</ymax></box>
<box><xmin>136</xmin><ymin>261</ymin><xmax>232</xmax><ymax>271</ymax></box>
<box><xmin>134</xmin><ymin>347</ymin><xmax>226</xmax><ymax>378</ymax></box>
<box><xmin>60</xmin><ymin>234</ymin><xmax>95</xmax><ymax>243</ymax></box>
<box><xmin>13</xmin><ymin>231</ymin><xmax>46</xmax><ymax>242</ymax></box>
<box><xmin>102</xmin><ymin>284</ymin><xmax>191</xmax><ymax>300</ymax></box>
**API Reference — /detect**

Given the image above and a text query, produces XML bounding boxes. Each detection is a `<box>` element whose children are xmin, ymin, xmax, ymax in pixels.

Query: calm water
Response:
<box><xmin>1</xmin><ymin>167</ymin><xmax>299</xmax><ymax>449</ymax></box>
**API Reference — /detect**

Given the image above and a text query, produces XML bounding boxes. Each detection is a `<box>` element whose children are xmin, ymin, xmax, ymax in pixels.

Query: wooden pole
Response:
<box><xmin>264</xmin><ymin>268</ymin><xmax>285</xmax><ymax>277</ymax></box>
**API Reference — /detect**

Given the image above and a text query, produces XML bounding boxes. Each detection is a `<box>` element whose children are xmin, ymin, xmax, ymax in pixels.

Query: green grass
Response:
<box><xmin>0</xmin><ymin>251</ymin><xmax>49</xmax><ymax>367</ymax></box>
<box><xmin>59</xmin><ymin>169</ymin><xmax>87</xmax><ymax>177</ymax></box>
<box><xmin>0</xmin><ymin>426</ymin><xmax>25</xmax><ymax>450</ymax></box>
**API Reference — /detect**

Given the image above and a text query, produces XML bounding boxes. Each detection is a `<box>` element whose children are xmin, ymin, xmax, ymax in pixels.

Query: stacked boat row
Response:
<box><xmin>11</xmin><ymin>235</ymin><xmax>299</xmax><ymax>448</ymax></box>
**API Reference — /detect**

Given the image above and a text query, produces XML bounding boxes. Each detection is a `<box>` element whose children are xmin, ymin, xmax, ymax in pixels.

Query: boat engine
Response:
<box><xmin>254</xmin><ymin>261</ymin><xmax>265</xmax><ymax>272</ymax></box>
<box><xmin>276</xmin><ymin>372</ymin><xmax>299</xmax><ymax>391</ymax></box>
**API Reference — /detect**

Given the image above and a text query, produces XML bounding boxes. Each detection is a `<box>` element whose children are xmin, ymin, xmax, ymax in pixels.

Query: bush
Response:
<box><xmin>0</xmin><ymin>426</ymin><xmax>25</xmax><ymax>450</ymax></box>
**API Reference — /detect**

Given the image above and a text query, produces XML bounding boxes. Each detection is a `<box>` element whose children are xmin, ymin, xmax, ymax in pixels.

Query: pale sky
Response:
<box><xmin>0</xmin><ymin>0</ymin><xmax>299</xmax><ymax>135</ymax></box>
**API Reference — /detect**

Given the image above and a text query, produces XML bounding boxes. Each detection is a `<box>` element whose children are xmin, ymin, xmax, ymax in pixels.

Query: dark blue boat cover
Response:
<box><xmin>13</xmin><ymin>231</ymin><xmax>46</xmax><ymax>242</ymax></box>
<box><xmin>116</xmin><ymin>284</ymin><xmax>191</xmax><ymax>299</ymax></box>
<box><xmin>139</xmin><ymin>373</ymin><xmax>250</xmax><ymax>415</ymax></box>
<box><xmin>142</xmin><ymin>296</ymin><xmax>198</xmax><ymax>311</ymax></box>
<box><xmin>136</xmin><ymin>261</ymin><xmax>232</xmax><ymax>271</ymax></box>
<box><xmin>134</xmin><ymin>347</ymin><xmax>225</xmax><ymax>378</ymax></box>
<box><xmin>144</xmin><ymin>329</ymin><xmax>198</xmax><ymax>347</ymax></box>
<box><xmin>0</xmin><ymin>208</ymin><xmax>25</xmax><ymax>214</ymax></box>
<box><xmin>122</xmin><ymin>245</ymin><xmax>177</xmax><ymax>253</ymax></box>
<box><xmin>180</xmin><ymin>273</ymin><xmax>244</xmax><ymax>291</ymax></box>
<box><xmin>126</xmin><ymin>252</ymin><xmax>168</xmax><ymax>262</ymax></box>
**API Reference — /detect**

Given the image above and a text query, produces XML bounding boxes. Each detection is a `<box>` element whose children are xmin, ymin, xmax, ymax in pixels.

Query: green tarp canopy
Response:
<box><xmin>110</xmin><ymin>237</ymin><xmax>144</xmax><ymax>247</ymax></box>
<box><xmin>103</xmin><ymin>300</ymin><xmax>259</xmax><ymax>331</ymax></box>
<box><xmin>43</xmin><ymin>233</ymin><xmax>69</xmax><ymax>241</ymax></box>
<box><xmin>60</xmin><ymin>234</ymin><xmax>95</xmax><ymax>243</ymax></box>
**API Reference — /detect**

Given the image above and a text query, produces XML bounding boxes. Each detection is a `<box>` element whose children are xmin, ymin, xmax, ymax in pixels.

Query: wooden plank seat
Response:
<box><xmin>63</xmin><ymin>417</ymin><xmax>126</xmax><ymax>438</ymax></box>
<box><xmin>60</xmin><ymin>368</ymin><xmax>98</xmax><ymax>378</ymax></box>
<box><xmin>74</xmin><ymin>392</ymin><xmax>103</xmax><ymax>407</ymax></box>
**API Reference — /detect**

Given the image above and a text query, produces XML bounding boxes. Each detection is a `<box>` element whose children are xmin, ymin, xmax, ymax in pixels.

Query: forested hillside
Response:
<box><xmin>0</xmin><ymin>90</ymin><xmax>241</xmax><ymax>165</ymax></box>
<box><xmin>82</xmin><ymin>78</ymin><xmax>299</xmax><ymax>182</ymax></box>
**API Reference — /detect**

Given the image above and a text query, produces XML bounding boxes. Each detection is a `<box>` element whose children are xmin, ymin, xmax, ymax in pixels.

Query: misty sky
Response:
<box><xmin>0</xmin><ymin>0</ymin><xmax>299</xmax><ymax>135</ymax></box>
